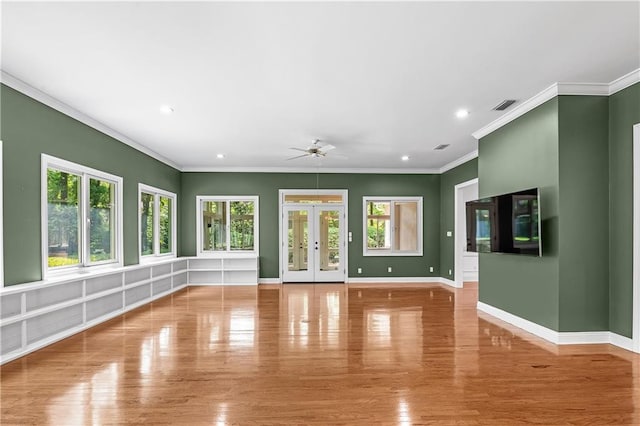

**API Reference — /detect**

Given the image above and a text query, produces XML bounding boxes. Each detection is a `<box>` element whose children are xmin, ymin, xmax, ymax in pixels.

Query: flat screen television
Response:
<box><xmin>465</xmin><ymin>188</ymin><xmax>541</xmax><ymax>256</ymax></box>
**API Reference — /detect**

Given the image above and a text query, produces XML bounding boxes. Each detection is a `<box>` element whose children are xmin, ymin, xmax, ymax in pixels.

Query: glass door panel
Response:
<box><xmin>288</xmin><ymin>210</ymin><xmax>308</xmax><ymax>271</ymax></box>
<box><xmin>282</xmin><ymin>205</ymin><xmax>345</xmax><ymax>283</ymax></box>
<box><xmin>318</xmin><ymin>210</ymin><xmax>339</xmax><ymax>272</ymax></box>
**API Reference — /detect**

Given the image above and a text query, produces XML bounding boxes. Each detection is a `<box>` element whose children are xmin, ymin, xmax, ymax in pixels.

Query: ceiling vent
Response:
<box><xmin>434</xmin><ymin>144</ymin><xmax>450</xmax><ymax>151</ymax></box>
<box><xmin>493</xmin><ymin>99</ymin><xmax>517</xmax><ymax>111</ymax></box>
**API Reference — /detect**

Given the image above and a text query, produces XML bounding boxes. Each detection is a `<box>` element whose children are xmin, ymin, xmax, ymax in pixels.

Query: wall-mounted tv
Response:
<box><xmin>466</xmin><ymin>188</ymin><xmax>541</xmax><ymax>256</ymax></box>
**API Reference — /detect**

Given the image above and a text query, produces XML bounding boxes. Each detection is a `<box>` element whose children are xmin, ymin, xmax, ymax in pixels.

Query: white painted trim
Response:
<box><xmin>1</xmin><ymin>71</ymin><xmax>180</xmax><ymax>171</ymax></box>
<box><xmin>473</xmin><ymin>68</ymin><xmax>640</xmax><ymax>140</ymax></box>
<box><xmin>278</xmin><ymin>189</ymin><xmax>348</xmax><ymax>283</ymax></box>
<box><xmin>453</xmin><ymin>178</ymin><xmax>478</xmax><ymax>288</ymax></box>
<box><xmin>610</xmin><ymin>332</ymin><xmax>635</xmax><ymax>352</ymax></box>
<box><xmin>138</xmin><ymin>183</ymin><xmax>178</xmax><ymax>262</ymax></box>
<box><xmin>472</xmin><ymin>83</ymin><xmax>559</xmax><ymax>140</ymax></box>
<box><xmin>463</xmin><ymin>271</ymin><xmax>478</xmax><ymax>282</ymax></box>
<box><xmin>633</xmin><ymin>123</ymin><xmax>640</xmax><ymax>353</ymax></box>
<box><xmin>258</xmin><ymin>278</ymin><xmax>281</xmax><ymax>284</ymax></box>
<box><xmin>348</xmin><ymin>277</ymin><xmax>444</xmax><ymax>284</ymax></box>
<box><xmin>439</xmin><ymin>150</ymin><xmax>478</xmax><ymax>174</ymax></box>
<box><xmin>362</xmin><ymin>196</ymin><xmax>423</xmax><ymax>257</ymax></box>
<box><xmin>609</xmin><ymin>68</ymin><xmax>640</xmax><ymax>95</ymax></box>
<box><xmin>41</xmin><ymin>154</ymin><xmax>124</xmax><ymax>280</ymax></box>
<box><xmin>195</xmin><ymin>195</ymin><xmax>260</xmax><ymax>257</ymax></box>
<box><xmin>438</xmin><ymin>277</ymin><xmax>459</xmax><ymax>288</ymax></box>
<box><xmin>478</xmin><ymin>301</ymin><xmax>637</xmax><ymax>352</ymax></box>
<box><xmin>555</xmin><ymin>82</ymin><xmax>609</xmax><ymax>96</ymax></box>
<box><xmin>181</xmin><ymin>166</ymin><xmax>441</xmax><ymax>174</ymax></box>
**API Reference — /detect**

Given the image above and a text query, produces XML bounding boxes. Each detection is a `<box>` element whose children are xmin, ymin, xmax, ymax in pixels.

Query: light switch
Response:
<box><xmin>446</xmin><ymin>231</ymin><xmax>452</xmax><ymax>237</ymax></box>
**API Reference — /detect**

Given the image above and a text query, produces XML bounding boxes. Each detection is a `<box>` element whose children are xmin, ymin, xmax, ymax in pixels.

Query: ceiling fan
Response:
<box><xmin>287</xmin><ymin>139</ymin><xmax>336</xmax><ymax>161</ymax></box>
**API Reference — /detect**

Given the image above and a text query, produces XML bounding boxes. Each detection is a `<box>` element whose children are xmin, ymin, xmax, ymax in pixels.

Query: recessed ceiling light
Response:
<box><xmin>160</xmin><ymin>105</ymin><xmax>174</xmax><ymax>115</ymax></box>
<box><xmin>216</xmin><ymin>154</ymin><xmax>225</xmax><ymax>159</ymax></box>
<box><xmin>455</xmin><ymin>109</ymin><xmax>469</xmax><ymax>119</ymax></box>
<box><xmin>401</xmin><ymin>155</ymin><xmax>410</xmax><ymax>161</ymax></box>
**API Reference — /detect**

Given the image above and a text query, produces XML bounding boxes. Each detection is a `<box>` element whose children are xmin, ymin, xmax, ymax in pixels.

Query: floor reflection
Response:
<box><xmin>1</xmin><ymin>283</ymin><xmax>638</xmax><ymax>425</ymax></box>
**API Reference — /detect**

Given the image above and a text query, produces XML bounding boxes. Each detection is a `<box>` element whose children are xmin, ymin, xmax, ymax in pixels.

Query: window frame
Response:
<box><xmin>138</xmin><ymin>183</ymin><xmax>177</xmax><ymax>262</ymax></box>
<box><xmin>41</xmin><ymin>154</ymin><xmax>123</xmax><ymax>278</ymax></box>
<box><xmin>196</xmin><ymin>195</ymin><xmax>259</xmax><ymax>256</ymax></box>
<box><xmin>362</xmin><ymin>196</ymin><xmax>423</xmax><ymax>257</ymax></box>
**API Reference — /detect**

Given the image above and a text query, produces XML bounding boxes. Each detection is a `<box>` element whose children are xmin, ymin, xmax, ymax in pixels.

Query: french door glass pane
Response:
<box><xmin>319</xmin><ymin>210</ymin><xmax>340</xmax><ymax>271</ymax></box>
<box><xmin>230</xmin><ymin>201</ymin><xmax>255</xmax><ymax>250</ymax></box>
<box><xmin>89</xmin><ymin>178</ymin><xmax>115</xmax><ymax>262</ymax></box>
<box><xmin>203</xmin><ymin>201</ymin><xmax>226</xmax><ymax>251</ymax></box>
<box><xmin>47</xmin><ymin>169</ymin><xmax>81</xmax><ymax>267</ymax></box>
<box><xmin>288</xmin><ymin>210</ymin><xmax>308</xmax><ymax>271</ymax></box>
<box><xmin>140</xmin><ymin>192</ymin><xmax>154</xmax><ymax>256</ymax></box>
<box><xmin>159</xmin><ymin>196</ymin><xmax>172</xmax><ymax>254</ymax></box>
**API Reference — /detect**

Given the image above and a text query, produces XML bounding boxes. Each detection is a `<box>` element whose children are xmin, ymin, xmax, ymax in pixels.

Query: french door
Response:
<box><xmin>282</xmin><ymin>205</ymin><xmax>345</xmax><ymax>282</ymax></box>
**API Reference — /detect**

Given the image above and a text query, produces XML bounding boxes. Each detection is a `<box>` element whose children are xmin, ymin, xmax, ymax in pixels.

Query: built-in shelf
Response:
<box><xmin>187</xmin><ymin>255</ymin><xmax>259</xmax><ymax>285</ymax></box>
<box><xmin>0</xmin><ymin>256</ymin><xmax>259</xmax><ymax>364</ymax></box>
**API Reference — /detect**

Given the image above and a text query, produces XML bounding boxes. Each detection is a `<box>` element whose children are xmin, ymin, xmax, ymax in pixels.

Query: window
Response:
<box><xmin>42</xmin><ymin>155</ymin><xmax>123</xmax><ymax>276</ymax></box>
<box><xmin>139</xmin><ymin>184</ymin><xmax>177</xmax><ymax>260</ymax></box>
<box><xmin>196</xmin><ymin>196</ymin><xmax>259</xmax><ymax>255</ymax></box>
<box><xmin>363</xmin><ymin>197</ymin><xmax>423</xmax><ymax>256</ymax></box>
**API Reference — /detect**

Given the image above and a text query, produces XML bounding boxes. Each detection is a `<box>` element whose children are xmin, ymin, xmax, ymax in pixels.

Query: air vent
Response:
<box><xmin>493</xmin><ymin>99</ymin><xmax>517</xmax><ymax>111</ymax></box>
<box><xmin>434</xmin><ymin>144</ymin><xmax>450</xmax><ymax>151</ymax></box>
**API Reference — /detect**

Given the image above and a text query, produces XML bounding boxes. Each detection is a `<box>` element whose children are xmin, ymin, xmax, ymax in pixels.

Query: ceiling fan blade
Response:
<box><xmin>286</xmin><ymin>154</ymin><xmax>310</xmax><ymax>161</ymax></box>
<box><xmin>320</xmin><ymin>144</ymin><xmax>336</xmax><ymax>152</ymax></box>
<box><xmin>289</xmin><ymin>147</ymin><xmax>308</xmax><ymax>152</ymax></box>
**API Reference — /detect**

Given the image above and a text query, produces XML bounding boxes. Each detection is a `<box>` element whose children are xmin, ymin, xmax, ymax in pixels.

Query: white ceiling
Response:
<box><xmin>2</xmin><ymin>1</ymin><xmax>639</xmax><ymax>172</ymax></box>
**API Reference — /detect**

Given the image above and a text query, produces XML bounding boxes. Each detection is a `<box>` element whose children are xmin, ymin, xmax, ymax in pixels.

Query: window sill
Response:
<box><xmin>139</xmin><ymin>254</ymin><xmax>177</xmax><ymax>265</ymax></box>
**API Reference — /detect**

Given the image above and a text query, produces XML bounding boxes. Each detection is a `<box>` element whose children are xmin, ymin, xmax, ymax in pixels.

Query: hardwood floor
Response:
<box><xmin>1</xmin><ymin>283</ymin><xmax>638</xmax><ymax>425</ymax></box>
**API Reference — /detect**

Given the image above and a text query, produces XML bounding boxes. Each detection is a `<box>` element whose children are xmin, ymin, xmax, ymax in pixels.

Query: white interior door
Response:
<box><xmin>282</xmin><ymin>205</ymin><xmax>345</xmax><ymax>282</ymax></box>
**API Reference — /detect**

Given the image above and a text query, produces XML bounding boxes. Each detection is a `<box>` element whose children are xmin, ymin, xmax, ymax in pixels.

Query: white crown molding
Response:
<box><xmin>0</xmin><ymin>70</ymin><xmax>182</xmax><ymax>171</ymax></box>
<box><xmin>181</xmin><ymin>166</ymin><xmax>442</xmax><ymax>174</ymax></box>
<box><xmin>439</xmin><ymin>150</ymin><xmax>478</xmax><ymax>174</ymax></box>
<box><xmin>478</xmin><ymin>301</ymin><xmax>637</xmax><ymax>353</ymax></box>
<box><xmin>609</xmin><ymin>68</ymin><xmax>640</xmax><ymax>95</ymax></box>
<box><xmin>472</xmin><ymin>68</ymin><xmax>640</xmax><ymax>140</ymax></box>
<box><xmin>472</xmin><ymin>83</ymin><xmax>559</xmax><ymax>140</ymax></box>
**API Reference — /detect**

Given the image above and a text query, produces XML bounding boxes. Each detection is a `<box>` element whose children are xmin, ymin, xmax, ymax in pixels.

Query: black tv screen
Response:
<box><xmin>465</xmin><ymin>188</ymin><xmax>541</xmax><ymax>256</ymax></box>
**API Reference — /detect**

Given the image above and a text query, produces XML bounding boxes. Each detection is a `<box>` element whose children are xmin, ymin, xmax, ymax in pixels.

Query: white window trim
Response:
<box><xmin>362</xmin><ymin>196</ymin><xmax>423</xmax><ymax>257</ymax></box>
<box><xmin>138</xmin><ymin>183</ymin><xmax>177</xmax><ymax>262</ymax></box>
<box><xmin>41</xmin><ymin>154</ymin><xmax>124</xmax><ymax>279</ymax></box>
<box><xmin>196</xmin><ymin>195</ymin><xmax>259</xmax><ymax>257</ymax></box>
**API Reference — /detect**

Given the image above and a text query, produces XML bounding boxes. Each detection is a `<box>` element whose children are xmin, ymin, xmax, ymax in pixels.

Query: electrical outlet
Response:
<box><xmin>446</xmin><ymin>231</ymin><xmax>452</xmax><ymax>237</ymax></box>
<box><xmin>429</xmin><ymin>266</ymin><xmax>434</xmax><ymax>273</ymax></box>
<box><xmin>357</xmin><ymin>267</ymin><xmax>362</xmax><ymax>274</ymax></box>
<box><xmin>387</xmin><ymin>266</ymin><xmax>392</xmax><ymax>273</ymax></box>
<box><xmin>448</xmin><ymin>269</ymin><xmax>452</xmax><ymax>276</ymax></box>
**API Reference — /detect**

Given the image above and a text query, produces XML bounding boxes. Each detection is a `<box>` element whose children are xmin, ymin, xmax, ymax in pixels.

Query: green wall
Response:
<box><xmin>479</xmin><ymin>98</ymin><xmax>561</xmax><ymax>330</ymax></box>
<box><xmin>439</xmin><ymin>158</ymin><xmax>478</xmax><ymax>280</ymax></box>
<box><xmin>1</xmin><ymin>84</ymin><xmax>182</xmax><ymax>285</ymax></box>
<box><xmin>558</xmin><ymin>96</ymin><xmax>609</xmax><ymax>331</ymax></box>
<box><xmin>557</xmin><ymin>96</ymin><xmax>610</xmax><ymax>331</ymax></box>
<box><xmin>181</xmin><ymin>172</ymin><xmax>441</xmax><ymax>279</ymax></box>
<box><xmin>609</xmin><ymin>83</ymin><xmax>640</xmax><ymax>338</ymax></box>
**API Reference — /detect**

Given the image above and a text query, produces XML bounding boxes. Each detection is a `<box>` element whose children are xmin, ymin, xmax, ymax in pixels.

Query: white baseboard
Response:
<box><xmin>347</xmin><ymin>276</ymin><xmax>443</xmax><ymax>284</ymax></box>
<box><xmin>438</xmin><ymin>277</ymin><xmax>459</xmax><ymax>288</ymax></box>
<box><xmin>258</xmin><ymin>278</ymin><xmax>281</xmax><ymax>284</ymax></box>
<box><xmin>463</xmin><ymin>271</ymin><xmax>478</xmax><ymax>282</ymax></box>
<box><xmin>477</xmin><ymin>301</ymin><xmax>637</xmax><ymax>353</ymax></box>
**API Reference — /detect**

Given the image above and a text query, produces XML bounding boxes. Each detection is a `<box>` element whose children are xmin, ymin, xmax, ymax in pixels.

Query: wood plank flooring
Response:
<box><xmin>1</xmin><ymin>283</ymin><xmax>639</xmax><ymax>425</ymax></box>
